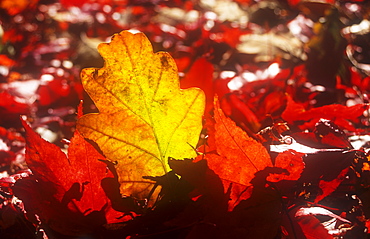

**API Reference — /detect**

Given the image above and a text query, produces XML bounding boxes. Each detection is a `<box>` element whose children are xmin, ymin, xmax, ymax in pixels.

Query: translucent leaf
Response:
<box><xmin>77</xmin><ymin>31</ymin><xmax>205</xmax><ymax>200</ymax></box>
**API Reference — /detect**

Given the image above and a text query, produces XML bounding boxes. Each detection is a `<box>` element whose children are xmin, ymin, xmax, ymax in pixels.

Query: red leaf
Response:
<box><xmin>0</xmin><ymin>91</ymin><xmax>29</xmax><ymax>115</ymax></box>
<box><xmin>220</xmin><ymin>94</ymin><xmax>261</xmax><ymax>133</ymax></box>
<box><xmin>293</xmin><ymin>119</ymin><xmax>353</xmax><ymax>149</ymax></box>
<box><xmin>180</xmin><ymin>58</ymin><xmax>214</xmax><ymax>113</ymax></box>
<box><xmin>315</xmin><ymin>167</ymin><xmax>349</xmax><ymax>203</ymax></box>
<box><xmin>17</xmin><ymin>118</ymin><xmax>124</xmax><ymax>235</ymax></box>
<box><xmin>294</xmin><ymin>206</ymin><xmax>351</xmax><ymax>239</ymax></box>
<box><xmin>267</xmin><ymin>150</ymin><xmax>305</xmax><ymax>182</ymax></box>
<box><xmin>295</xmin><ymin>214</ymin><xmax>334</xmax><ymax>239</ymax></box>
<box><xmin>0</xmin><ymin>91</ymin><xmax>30</xmax><ymax>127</ymax></box>
<box><xmin>204</xmin><ymin>97</ymin><xmax>272</xmax><ymax>209</ymax></box>
<box><xmin>37</xmin><ymin>78</ymin><xmax>72</xmax><ymax>106</ymax></box>
<box><xmin>213</xmin><ymin>97</ymin><xmax>271</xmax><ymax>171</ymax></box>
<box><xmin>282</xmin><ymin>96</ymin><xmax>368</xmax><ymax>132</ymax></box>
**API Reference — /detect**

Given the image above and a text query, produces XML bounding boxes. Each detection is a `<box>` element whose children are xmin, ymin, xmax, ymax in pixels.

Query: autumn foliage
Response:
<box><xmin>1</xmin><ymin>1</ymin><xmax>370</xmax><ymax>239</ymax></box>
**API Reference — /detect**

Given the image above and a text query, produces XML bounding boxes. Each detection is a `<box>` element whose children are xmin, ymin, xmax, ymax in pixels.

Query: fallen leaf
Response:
<box><xmin>294</xmin><ymin>206</ymin><xmax>350</xmax><ymax>239</ymax></box>
<box><xmin>213</xmin><ymin>96</ymin><xmax>272</xmax><ymax>180</ymax></box>
<box><xmin>292</xmin><ymin>119</ymin><xmax>353</xmax><ymax>149</ymax></box>
<box><xmin>315</xmin><ymin>167</ymin><xmax>349</xmax><ymax>203</ymax></box>
<box><xmin>15</xmin><ymin>118</ymin><xmax>124</xmax><ymax>235</ymax></box>
<box><xmin>267</xmin><ymin>149</ymin><xmax>305</xmax><ymax>182</ymax></box>
<box><xmin>0</xmin><ymin>91</ymin><xmax>29</xmax><ymax>127</ymax></box>
<box><xmin>204</xmin><ymin>97</ymin><xmax>272</xmax><ymax>209</ymax></box>
<box><xmin>282</xmin><ymin>95</ymin><xmax>368</xmax><ymax>132</ymax></box>
<box><xmin>77</xmin><ymin>31</ymin><xmax>205</xmax><ymax>200</ymax></box>
<box><xmin>37</xmin><ymin>78</ymin><xmax>73</xmax><ymax>107</ymax></box>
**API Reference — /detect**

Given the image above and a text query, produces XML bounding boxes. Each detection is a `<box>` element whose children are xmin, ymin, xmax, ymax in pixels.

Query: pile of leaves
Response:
<box><xmin>1</xmin><ymin>30</ymin><xmax>370</xmax><ymax>239</ymax></box>
<box><xmin>1</xmin><ymin>0</ymin><xmax>370</xmax><ymax>238</ymax></box>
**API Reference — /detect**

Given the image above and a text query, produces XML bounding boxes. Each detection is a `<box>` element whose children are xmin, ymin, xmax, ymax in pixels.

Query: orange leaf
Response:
<box><xmin>267</xmin><ymin>150</ymin><xmax>305</xmax><ymax>182</ymax></box>
<box><xmin>204</xmin><ymin>97</ymin><xmax>272</xmax><ymax>209</ymax></box>
<box><xmin>213</xmin><ymin>96</ymin><xmax>272</xmax><ymax>179</ymax></box>
<box><xmin>77</xmin><ymin>31</ymin><xmax>205</xmax><ymax>200</ymax></box>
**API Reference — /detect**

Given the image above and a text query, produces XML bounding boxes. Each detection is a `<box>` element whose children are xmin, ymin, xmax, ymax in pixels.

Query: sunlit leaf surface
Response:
<box><xmin>203</xmin><ymin>97</ymin><xmax>273</xmax><ymax>209</ymax></box>
<box><xmin>77</xmin><ymin>31</ymin><xmax>205</xmax><ymax>199</ymax></box>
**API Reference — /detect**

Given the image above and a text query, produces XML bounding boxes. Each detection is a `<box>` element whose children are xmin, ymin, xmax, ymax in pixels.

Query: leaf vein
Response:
<box><xmin>216</xmin><ymin>106</ymin><xmax>258</xmax><ymax>171</ymax></box>
<box><xmin>81</xmin><ymin>124</ymin><xmax>160</xmax><ymax>162</ymax></box>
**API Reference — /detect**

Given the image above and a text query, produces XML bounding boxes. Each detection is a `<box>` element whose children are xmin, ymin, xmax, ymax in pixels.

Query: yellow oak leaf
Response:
<box><xmin>77</xmin><ymin>31</ymin><xmax>205</xmax><ymax>200</ymax></box>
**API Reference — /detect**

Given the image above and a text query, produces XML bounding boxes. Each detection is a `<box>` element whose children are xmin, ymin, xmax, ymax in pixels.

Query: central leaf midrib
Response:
<box><xmin>123</xmin><ymin>38</ymin><xmax>169</xmax><ymax>173</ymax></box>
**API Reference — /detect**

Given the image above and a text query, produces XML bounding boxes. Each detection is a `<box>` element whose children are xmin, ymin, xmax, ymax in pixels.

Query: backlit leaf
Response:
<box><xmin>213</xmin><ymin>96</ymin><xmax>272</xmax><ymax>178</ymax></box>
<box><xmin>204</xmin><ymin>97</ymin><xmax>272</xmax><ymax>209</ymax></box>
<box><xmin>77</xmin><ymin>31</ymin><xmax>205</xmax><ymax>200</ymax></box>
<box><xmin>17</xmin><ymin>118</ymin><xmax>123</xmax><ymax>235</ymax></box>
<box><xmin>267</xmin><ymin>150</ymin><xmax>305</xmax><ymax>182</ymax></box>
